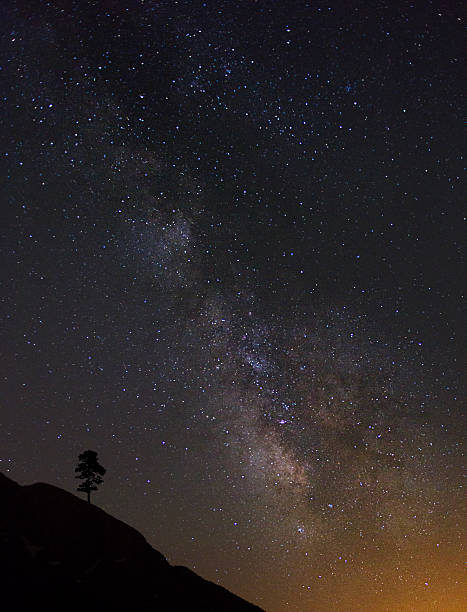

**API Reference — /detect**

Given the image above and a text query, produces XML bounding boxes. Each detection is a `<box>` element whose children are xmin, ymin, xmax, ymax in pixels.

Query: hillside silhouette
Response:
<box><xmin>0</xmin><ymin>473</ymin><xmax>264</xmax><ymax>611</ymax></box>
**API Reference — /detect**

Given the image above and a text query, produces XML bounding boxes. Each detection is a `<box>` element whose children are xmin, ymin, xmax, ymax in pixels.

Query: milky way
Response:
<box><xmin>1</xmin><ymin>2</ymin><xmax>465</xmax><ymax>610</ymax></box>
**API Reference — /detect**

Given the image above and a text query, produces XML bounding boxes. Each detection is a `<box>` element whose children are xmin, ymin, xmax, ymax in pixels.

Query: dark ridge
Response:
<box><xmin>0</xmin><ymin>473</ymin><xmax>264</xmax><ymax>612</ymax></box>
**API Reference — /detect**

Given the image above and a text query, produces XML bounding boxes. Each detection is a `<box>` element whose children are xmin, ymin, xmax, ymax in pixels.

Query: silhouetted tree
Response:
<box><xmin>75</xmin><ymin>450</ymin><xmax>106</xmax><ymax>503</ymax></box>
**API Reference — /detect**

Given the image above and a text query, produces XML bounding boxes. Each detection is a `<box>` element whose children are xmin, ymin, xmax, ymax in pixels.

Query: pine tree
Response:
<box><xmin>75</xmin><ymin>450</ymin><xmax>106</xmax><ymax>503</ymax></box>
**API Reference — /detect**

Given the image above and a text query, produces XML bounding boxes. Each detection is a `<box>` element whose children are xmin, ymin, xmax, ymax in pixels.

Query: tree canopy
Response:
<box><xmin>75</xmin><ymin>450</ymin><xmax>106</xmax><ymax>503</ymax></box>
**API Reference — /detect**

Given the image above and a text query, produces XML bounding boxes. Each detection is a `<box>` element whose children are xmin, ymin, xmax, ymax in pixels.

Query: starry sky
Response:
<box><xmin>1</xmin><ymin>1</ymin><xmax>465</xmax><ymax>610</ymax></box>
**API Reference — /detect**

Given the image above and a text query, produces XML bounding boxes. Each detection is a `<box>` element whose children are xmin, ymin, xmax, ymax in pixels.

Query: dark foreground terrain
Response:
<box><xmin>0</xmin><ymin>473</ymin><xmax>264</xmax><ymax>611</ymax></box>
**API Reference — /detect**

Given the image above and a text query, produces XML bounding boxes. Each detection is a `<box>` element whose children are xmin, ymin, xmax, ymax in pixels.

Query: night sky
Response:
<box><xmin>1</xmin><ymin>1</ymin><xmax>465</xmax><ymax>610</ymax></box>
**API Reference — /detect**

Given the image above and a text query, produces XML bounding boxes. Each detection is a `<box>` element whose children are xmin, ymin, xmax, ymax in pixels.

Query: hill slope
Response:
<box><xmin>0</xmin><ymin>473</ymin><xmax>264</xmax><ymax>611</ymax></box>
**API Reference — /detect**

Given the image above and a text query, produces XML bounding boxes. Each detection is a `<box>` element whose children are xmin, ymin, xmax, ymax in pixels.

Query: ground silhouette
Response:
<box><xmin>0</xmin><ymin>473</ymin><xmax>264</xmax><ymax>612</ymax></box>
